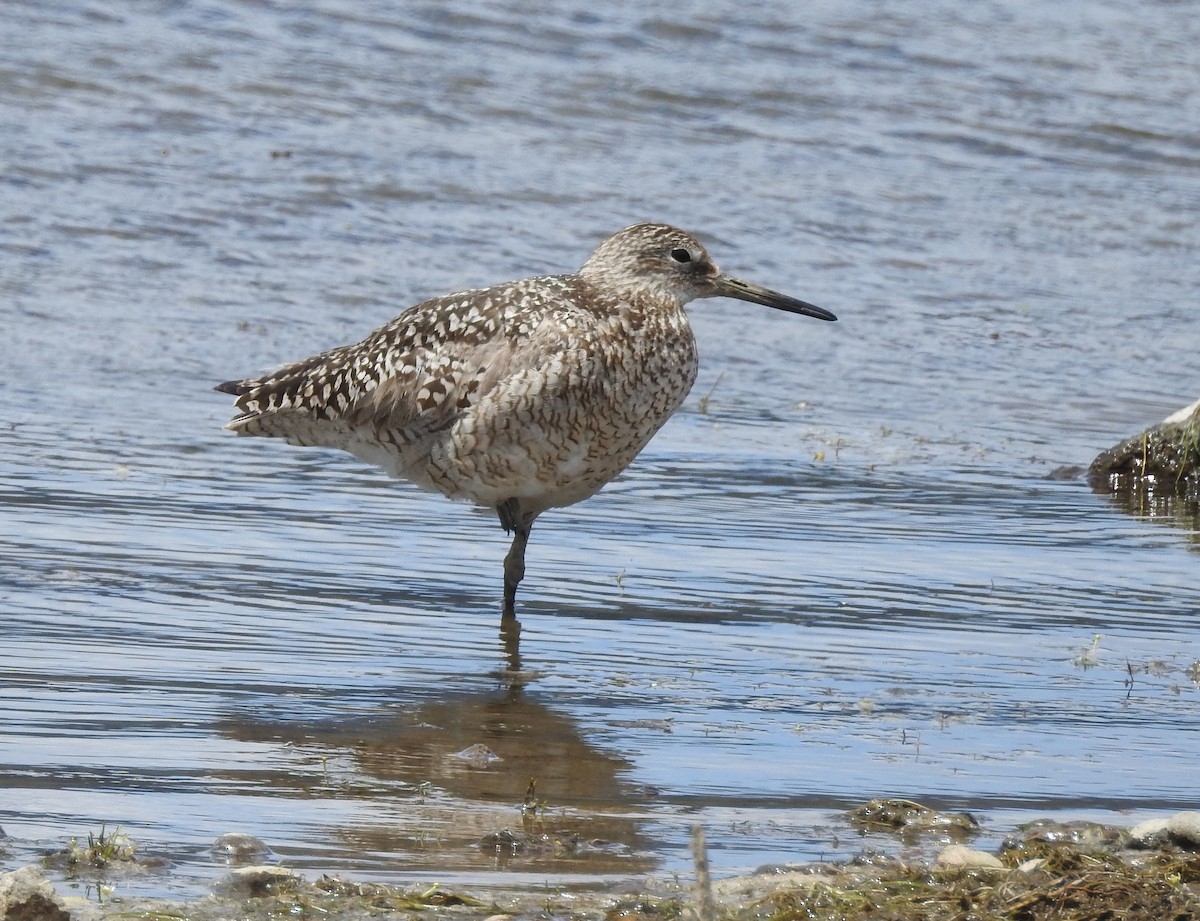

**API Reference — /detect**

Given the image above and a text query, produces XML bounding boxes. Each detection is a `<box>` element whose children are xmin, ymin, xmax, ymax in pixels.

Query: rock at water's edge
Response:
<box><xmin>0</xmin><ymin>866</ymin><xmax>71</xmax><ymax>921</ymax></box>
<box><xmin>1089</xmin><ymin>398</ymin><xmax>1200</xmax><ymax>493</ymax></box>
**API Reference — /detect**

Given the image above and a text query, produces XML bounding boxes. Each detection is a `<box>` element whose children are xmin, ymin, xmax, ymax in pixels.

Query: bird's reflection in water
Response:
<box><xmin>220</xmin><ymin>670</ymin><xmax>657</xmax><ymax>875</ymax></box>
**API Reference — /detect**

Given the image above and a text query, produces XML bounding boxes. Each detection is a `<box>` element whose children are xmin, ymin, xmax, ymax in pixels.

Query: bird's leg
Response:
<box><xmin>502</xmin><ymin>528</ymin><xmax>528</xmax><ymax>629</ymax></box>
<box><xmin>497</xmin><ymin>499</ymin><xmax>532</xmax><ymax>635</ymax></box>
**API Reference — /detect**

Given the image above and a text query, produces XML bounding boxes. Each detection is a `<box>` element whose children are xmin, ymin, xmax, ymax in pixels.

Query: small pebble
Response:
<box><xmin>934</xmin><ymin>845</ymin><xmax>1005</xmax><ymax>871</ymax></box>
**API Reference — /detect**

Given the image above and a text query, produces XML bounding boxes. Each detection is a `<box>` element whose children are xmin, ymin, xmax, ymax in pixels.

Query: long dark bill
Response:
<box><xmin>715</xmin><ymin>275</ymin><xmax>837</xmax><ymax>322</ymax></box>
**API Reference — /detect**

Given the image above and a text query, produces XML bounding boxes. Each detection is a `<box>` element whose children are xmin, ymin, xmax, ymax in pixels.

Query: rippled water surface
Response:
<box><xmin>2</xmin><ymin>0</ymin><xmax>1199</xmax><ymax>901</ymax></box>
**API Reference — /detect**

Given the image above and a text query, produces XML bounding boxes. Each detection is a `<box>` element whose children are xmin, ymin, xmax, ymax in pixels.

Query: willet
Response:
<box><xmin>217</xmin><ymin>222</ymin><xmax>835</xmax><ymax>635</ymax></box>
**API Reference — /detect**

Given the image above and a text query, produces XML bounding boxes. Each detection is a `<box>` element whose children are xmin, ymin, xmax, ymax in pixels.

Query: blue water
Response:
<box><xmin>2</xmin><ymin>0</ymin><xmax>1198</xmax><ymax>902</ymax></box>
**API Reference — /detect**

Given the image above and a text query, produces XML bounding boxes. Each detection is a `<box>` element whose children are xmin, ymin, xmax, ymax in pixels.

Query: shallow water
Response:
<box><xmin>2</xmin><ymin>0</ymin><xmax>1199</xmax><ymax>902</ymax></box>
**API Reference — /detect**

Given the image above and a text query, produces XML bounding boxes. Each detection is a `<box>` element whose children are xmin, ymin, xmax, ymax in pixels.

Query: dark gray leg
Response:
<box><xmin>502</xmin><ymin>528</ymin><xmax>527</xmax><ymax>627</ymax></box>
<box><xmin>497</xmin><ymin>499</ymin><xmax>532</xmax><ymax>634</ymax></box>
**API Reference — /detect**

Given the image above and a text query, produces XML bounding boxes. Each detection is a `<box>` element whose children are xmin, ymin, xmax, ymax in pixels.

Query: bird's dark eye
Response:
<box><xmin>670</xmin><ymin>248</ymin><xmax>692</xmax><ymax>263</ymax></box>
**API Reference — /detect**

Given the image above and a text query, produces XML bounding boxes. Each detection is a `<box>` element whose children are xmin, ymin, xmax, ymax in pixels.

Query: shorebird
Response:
<box><xmin>217</xmin><ymin>222</ymin><xmax>835</xmax><ymax>634</ymax></box>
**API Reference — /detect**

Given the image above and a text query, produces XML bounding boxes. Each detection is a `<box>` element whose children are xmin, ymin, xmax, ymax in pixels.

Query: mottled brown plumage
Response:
<box><xmin>217</xmin><ymin>222</ymin><xmax>835</xmax><ymax>633</ymax></box>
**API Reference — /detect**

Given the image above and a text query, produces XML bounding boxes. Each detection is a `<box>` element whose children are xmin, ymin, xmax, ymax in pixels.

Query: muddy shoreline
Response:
<box><xmin>11</xmin><ymin>807</ymin><xmax>1200</xmax><ymax>921</ymax></box>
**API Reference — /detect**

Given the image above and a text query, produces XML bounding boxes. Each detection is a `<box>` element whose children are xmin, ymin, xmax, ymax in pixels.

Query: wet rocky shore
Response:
<box><xmin>6</xmin><ymin>805</ymin><xmax>1200</xmax><ymax>921</ymax></box>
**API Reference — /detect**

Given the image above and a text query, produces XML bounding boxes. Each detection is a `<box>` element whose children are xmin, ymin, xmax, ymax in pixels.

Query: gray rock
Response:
<box><xmin>211</xmin><ymin>832</ymin><xmax>272</xmax><ymax>865</ymax></box>
<box><xmin>1001</xmin><ymin>819</ymin><xmax>1126</xmax><ymax>852</ymax></box>
<box><xmin>1089</xmin><ymin>398</ymin><xmax>1200</xmax><ymax>493</ymax></box>
<box><xmin>849</xmin><ymin>798</ymin><xmax>979</xmax><ymax>838</ymax></box>
<box><xmin>1128</xmin><ymin>817</ymin><xmax>1171</xmax><ymax>849</ymax></box>
<box><xmin>216</xmin><ymin>865</ymin><xmax>299</xmax><ymax>897</ymax></box>
<box><xmin>0</xmin><ymin>866</ymin><xmax>71</xmax><ymax>921</ymax></box>
<box><xmin>1166</xmin><ymin>811</ymin><xmax>1200</xmax><ymax>849</ymax></box>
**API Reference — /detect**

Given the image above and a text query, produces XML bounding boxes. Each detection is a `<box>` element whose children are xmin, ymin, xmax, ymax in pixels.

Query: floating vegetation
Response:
<box><xmin>41</xmin><ymin>826</ymin><xmax>169</xmax><ymax>886</ymax></box>
<box><xmin>312</xmin><ymin>877</ymin><xmax>488</xmax><ymax>910</ymax></box>
<box><xmin>76</xmin><ymin>826</ymin><xmax>137</xmax><ymax>868</ymax></box>
<box><xmin>1072</xmin><ymin>634</ymin><xmax>1102</xmax><ymax>669</ymax></box>
<box><xmin>45</xmin><ymin>826</ymin><xmax>137</xmax><ymax>874</ymax></box>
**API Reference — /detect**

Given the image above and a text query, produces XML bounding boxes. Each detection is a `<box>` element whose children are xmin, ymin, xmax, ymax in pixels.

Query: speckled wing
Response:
<box><xmin>217</xmin><ymin>275</ymin><xmax>592</xmax><ymax>454</ymax></box>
